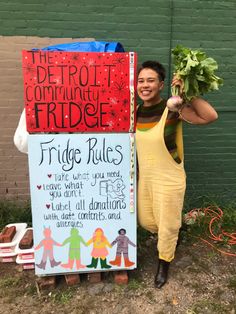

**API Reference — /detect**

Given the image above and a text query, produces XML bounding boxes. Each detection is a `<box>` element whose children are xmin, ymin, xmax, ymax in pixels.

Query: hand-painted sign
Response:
<box><xmin>28</xmin><ymin>134</ymin><xmax>136</xmax><ymax>275</ymax></box>
<box><xmin>22</xmin><ymin>51</ymin><xmax>137</xmax><ymax>133</ymax></box>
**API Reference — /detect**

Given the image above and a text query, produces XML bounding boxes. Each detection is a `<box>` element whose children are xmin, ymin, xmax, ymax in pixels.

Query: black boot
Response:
<box><xmin>87</xmin><ymin>257</ymin><xmax>98</xmax><ymax>268</ymax></box>
<box><xmin>154</xmin><ymin>259</ymin><xmax>170</xmax><ymax>289</ymax></box>
<box><xmin>100</xmin><ymin>258</ymin><xmax>111</xmax><ymax>269</ymax></box>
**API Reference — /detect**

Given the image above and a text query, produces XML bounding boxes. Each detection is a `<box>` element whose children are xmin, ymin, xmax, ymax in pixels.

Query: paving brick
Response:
<box><xmin>114</xmin><ymin>271</ymin><xmax>129</xmax><ymax>285</ymax></box>
<box><xmin>65</xmin><ymin>274</ymin><xmax>80</xmax><ymax>286</ymax></box>
<box><xmin>37</xmin><ymin>276</ymin><xmax>56</xmax><ymax>290</ymax></box>
<box><xmin>87</xmin><ymin>272</ymin><xmax>102</xmax><ymax>284</ymax></box>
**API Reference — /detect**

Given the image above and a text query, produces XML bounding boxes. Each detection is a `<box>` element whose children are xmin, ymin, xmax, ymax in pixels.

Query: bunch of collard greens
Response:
<box><xmin>172</xmin><ymin>45</ymin><xmax>223</xmax><ymax>101</ymax></box>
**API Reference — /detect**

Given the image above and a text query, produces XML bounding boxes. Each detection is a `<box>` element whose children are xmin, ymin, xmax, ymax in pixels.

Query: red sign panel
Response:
<box><xmin>22</xmin><ymin>51</ymin><xmax>137</xmax><ymax>133</ymax></box>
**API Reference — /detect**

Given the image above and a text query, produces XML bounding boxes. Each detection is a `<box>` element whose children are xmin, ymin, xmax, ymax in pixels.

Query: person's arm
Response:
<box><xmin>179</xmin><ymin>97</ymin><xmax>218</xmax><ymax>125</ymax></box>
<box><xmin>53</xmin><ymin>239</ymin><xmax>62</xmax><ymax>247</ymax></box>
<box><xmin>171</xmin><ymin>76</ymin><xmax>218</xmax><ymax>125</ymax></box>
<box><xmin>86</xmin><ymin>238</ymin><xmax>93</xmax><ymax>246</ymax></box>
<box><xmin>111</xmin><ymin>237</ymin><xmax>118</xmax><ymax>247</ymax></box>
<box><xmin>62</xmin><ymin>237</ymin><xmax>70</xmax><ymax>246</ymax></box>
<box><xmin>127</xmin><ymin>238</ymin><xmax>136</xmax><ymax>247</ymax></box>
<box><xmin>105</xmin><ymin>238</ymin><xmax>112</xmax><ymax>248</ymax></box>
<box><xmin>14</xmin><ymin>108</ymin><xmax>29</xmax><ymax>153</ymax></box>
<box><xmin>80</xmin><ymin>236</ymin><xmax>88</xmax><ymax>246</ymax></box>
<box><xmin>34</xmin><ymin>240</ymin><xmax>43</xmax><ymax>250</ymax></box>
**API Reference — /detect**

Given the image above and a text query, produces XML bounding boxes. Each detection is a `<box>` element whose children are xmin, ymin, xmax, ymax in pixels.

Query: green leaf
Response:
<box><xmin>171</xmin><ymin>45</ymin><xmax>223</xmax><ymax>101</ymax></box>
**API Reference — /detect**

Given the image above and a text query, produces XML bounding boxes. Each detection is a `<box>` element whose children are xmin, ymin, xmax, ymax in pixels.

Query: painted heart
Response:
<box><xmin>46</xmin><ymin>204</ymin><xmax>50</xmax><ymax>209</ymax></box>
<box><xmin>47</xmin><ymin>174</ymin><xmax>52</xmax><ymax>178</ymax></box>
<box><xmin>37</xmin><ymin>185</ymin><xmax>42</xmax><ymax>190</ymax></box>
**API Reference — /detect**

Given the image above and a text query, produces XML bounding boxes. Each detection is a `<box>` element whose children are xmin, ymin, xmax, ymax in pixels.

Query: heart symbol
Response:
<box><xmin>46</xmin><ymin>204</ymin><xmax>50</xmax><ymax>209</ymax></box>
<box><xmin>47</xmin><ymin>174</ymin><xmax>52</xmax><ymax>178</ymax></box>
<box><xmin>37</xmin><ymin>185</ymin><xmax>42</xmax><ymax>190</ymax></box>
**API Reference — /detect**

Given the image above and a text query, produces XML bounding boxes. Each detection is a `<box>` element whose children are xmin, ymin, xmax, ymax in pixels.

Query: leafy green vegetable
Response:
<box><xmin>171</xmin><ymin>45</ymin><xmax>223</xmax><ymax>101</ymax></box>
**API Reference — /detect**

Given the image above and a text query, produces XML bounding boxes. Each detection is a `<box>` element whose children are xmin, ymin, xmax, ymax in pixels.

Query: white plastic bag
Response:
<box><xmin>14</xmin><ymin>108</ymin><xmax>28</xmax><ymax>154</ymax></box>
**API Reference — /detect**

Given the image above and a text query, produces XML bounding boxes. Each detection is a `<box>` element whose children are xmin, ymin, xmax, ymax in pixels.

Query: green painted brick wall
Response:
<box><xmin>0</xmin><ymin>0</ymin><xmax>235</xmax><ymax>205</ymax></box>
<box><xmin>171</xmin><ymin>0</ymin><xmax>236</xmax><ymax>205</ymax></box>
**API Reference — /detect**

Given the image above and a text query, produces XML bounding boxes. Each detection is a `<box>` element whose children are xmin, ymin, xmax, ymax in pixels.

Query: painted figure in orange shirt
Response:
<box><xmin>86</xmin><ymin>228</ymin><xmax>112</xmax><ymax>269</ymax></box>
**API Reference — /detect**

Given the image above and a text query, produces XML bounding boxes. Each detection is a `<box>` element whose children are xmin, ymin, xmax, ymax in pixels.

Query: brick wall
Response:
<box><xmin>171</xmin><ymin>0</ymin><xmax>236</xmax><ymax>204</ymax></box>
<box><xmin>0</xmin><ymin>0</ymin><xmax>235</xmax><ymax>205</ymax></box>
<box><xmin>0</xmin><ymin>37</ymin><xmax>94</xmax><ymax>200</ymax></box>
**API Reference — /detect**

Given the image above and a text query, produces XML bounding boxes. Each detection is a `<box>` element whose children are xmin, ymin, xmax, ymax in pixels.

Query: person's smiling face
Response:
<box><xmin>137</xmin><ymin>68</ymin><xmax>164</xmax><ymax>107</ymax></box>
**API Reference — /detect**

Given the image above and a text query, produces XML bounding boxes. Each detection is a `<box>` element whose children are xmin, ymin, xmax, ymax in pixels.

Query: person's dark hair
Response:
<box><xmin>118</xmin><ymin>228</ymin><xmax>126</xmax><ymax>235</ymax></box>
<box><xmin>138</xmin><ymin>60</ymin><xmax>166</xmax><ymax>81</ymax></box>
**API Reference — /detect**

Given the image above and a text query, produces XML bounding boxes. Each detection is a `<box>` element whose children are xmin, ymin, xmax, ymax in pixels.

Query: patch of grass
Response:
<box><xmin>137</xmin><ymin>226</ymin><xmax>152</xmax><ymax>246</ymax></box>
<box><xmin>0</xmin><ymin>200</ymin><xmax>32</xmax><ymax>229</ymax></box>
<box><xmin>206</xmin><ymin>250</ymin><xmax>218</xmax><ymax>260</ymax></box>
<box><xmin>190</xmin><ymin>299</ymin><xmax>231</xmax><ymax>314</ymax></box>
<box><xmin>186</xmin><ymin>267</ymin><xmax>201</xmax><ymax>274</ymax></box>
<box><xmin>50</xmin><ymin>287</ymin><xmax>75</xmax><ymax>304</ymax></box>
<box><xmin>0</xmin><ymin>276</ymin><xmax>22</xmax><ymax>288</ymax></box>
<box><xmin>184</xmin><ymin>280</ymin><xmax>201</xmax><ymax>291</ymax></box>
<box><xmin>25</xmin><ymin>283</ymin><xmax>37</xmax><ymax>296</ymax></box>
<box><xmin>228</xmin><ymin>276</ymin><xmax>236</xmax><ymax>291</ymax></box>
<box><xmin>220</xmin><ymin>203</ymin><xmax>236</xmax><ymax>230</ymax></box>
<box><xmin>114</xmin><ymin>283</ymin><xmax>126</xmax><ymax>293</ymax></box>
<box><xmin>184</xmin><ymin>197</ymin><xmax>236</xmax><ymax>228</ymax></box>
<box><xmin>127</xmin><ymin>278</ymin><xmax>144</xmax><ymax>290</ymax></box>
<box><xmin>181</xmin><ymin>199</ymin><xmax>236</xmax><ymax>253</ymax></box>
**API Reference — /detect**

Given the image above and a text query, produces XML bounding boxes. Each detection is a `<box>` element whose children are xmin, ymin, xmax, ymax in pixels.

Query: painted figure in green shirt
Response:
<box><xmin>61</xmin><ymin>228</ymin><xmax>87</xmax><ymax>270</ymax></box>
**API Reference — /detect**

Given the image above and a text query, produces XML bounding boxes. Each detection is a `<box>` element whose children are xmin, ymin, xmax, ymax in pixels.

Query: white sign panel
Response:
<box><xmin>28</xmin><ymin>134</ymin><xmax>136</xmax><ymax>275</ymax></box>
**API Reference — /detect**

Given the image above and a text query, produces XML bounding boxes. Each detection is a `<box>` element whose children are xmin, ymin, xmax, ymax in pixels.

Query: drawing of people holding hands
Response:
<box><xmin>109</xmin><ymin>228</ymin><xmax>136</xmax><ymax>267</ymax></box>
<box><xmin>35</xmin><ymin>227</ymin><xmax>61</xmax><ymax>270</ymax></box>
<box><xmin>61</xmin><ymin>228</ymin><xmax>87</xmax><ymax>270</ymax></box>
<box><xmin>86</xmin><ymin>228</ymin><xmax>112</xmax><ymax>269</ymax></box>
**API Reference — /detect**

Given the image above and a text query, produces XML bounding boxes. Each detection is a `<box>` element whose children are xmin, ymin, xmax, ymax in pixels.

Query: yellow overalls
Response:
<box><xmin>136</xmin><ymin>106</ymin><xmax>186</xmax><ymax>262</ymax></box>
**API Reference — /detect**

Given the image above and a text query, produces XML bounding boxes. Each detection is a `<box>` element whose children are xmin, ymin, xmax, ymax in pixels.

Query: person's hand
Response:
<box><xmin>171</xmin><ymin>74</ymin><xmax>184</xmax><ymax>95</ymax></box>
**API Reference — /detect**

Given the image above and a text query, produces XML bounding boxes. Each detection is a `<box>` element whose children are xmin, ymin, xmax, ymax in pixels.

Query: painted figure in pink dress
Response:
<box><xmin>35</xmin><ymin>227</ymin><xmax>61</xmax><ymax>270</ymax></box>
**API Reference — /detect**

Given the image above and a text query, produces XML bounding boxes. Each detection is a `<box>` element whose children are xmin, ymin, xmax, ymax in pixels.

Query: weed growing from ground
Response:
<box><xmin>0</xmin><ymin>276</ymin><xmax>22</xmax><ymax>288</ymax></box>
<box><xmin>127</xmin><ymin>278</ymin><xmax>145</xmax><ymax>290</ymax></box>
<box><xmin>0</xmin><ymin>200</ymin><xmax>32</xmax><ymax>229</ymax></box>
<box><xmin>50</xmin><ymin>288</ymin><xmax>75</xmax><ymax>304</ymax></box>
<box><xmin>181</xmin><ymin>199</ymin><xmax>236</xmax><ymax>254</ymax></box>
<box><xmin>25</xmin><ymin>283</ymin><xmax>37</xmax><ymax>296</ymax></box>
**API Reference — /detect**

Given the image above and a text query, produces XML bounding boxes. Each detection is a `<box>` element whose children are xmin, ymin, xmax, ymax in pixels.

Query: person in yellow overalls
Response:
<box><xmin>136</xmin><ymin>61</ymin><xmax>218</xmax><ymax>288</ymax></box>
